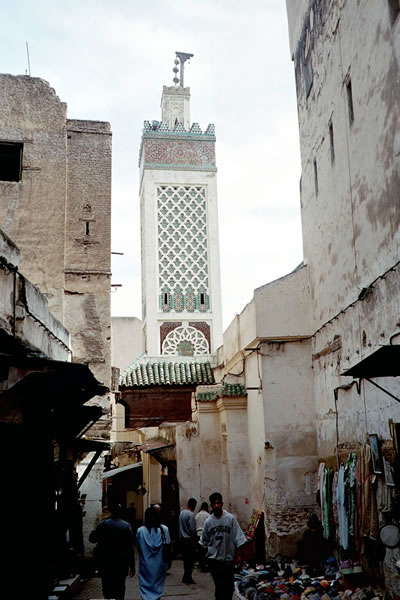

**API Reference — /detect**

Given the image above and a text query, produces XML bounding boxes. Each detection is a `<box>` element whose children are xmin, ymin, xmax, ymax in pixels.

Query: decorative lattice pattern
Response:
<box><xmin>158</xmin><ymin>185</ymin><xmax>209</xmax><ymax>312</ymax></box>
<box><xmin>162</xmin><ymin>325</ymin><xmax>209</xmax><ymax>356</ymax></box>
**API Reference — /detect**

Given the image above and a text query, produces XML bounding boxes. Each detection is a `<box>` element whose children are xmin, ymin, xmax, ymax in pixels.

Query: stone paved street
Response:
<box><xmin>72</xmin><ymin>557</ymin><xmax>216</xmax><ymax>599</ymax></box>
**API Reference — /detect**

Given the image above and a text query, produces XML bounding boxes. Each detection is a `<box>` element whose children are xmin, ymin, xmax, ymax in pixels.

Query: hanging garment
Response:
<box><xmin>336</xmin><ymin>463</ymin><xmax>349</xmax><ymax>550</ymax></box>
<box><xmin>323</xmin><ymin>467</ymin><xmax>334</xmax><ymax>539</ymax></box>
<box><xmin>318</xmin><ymin>462</ymin><xmax>326</xmax><ymax>527</ymax></box>
<box><xmin>355</xmin><ymin>454</ymin><xmax>362</xmax><ymax>551</ymax></box>
<box><xmin>346</xmin><ymin>453</ymin><xmax>357</xmax><ymax>538</ymax></box>
<box><xmin>361</xmin><ymin>444</ymin><xmax>379</xmax><ymax>541</ymax></box>
<box><xmin>332</xmin><ymin>470</ymin><xmax>339</xmax><ymax>543</ymax></box>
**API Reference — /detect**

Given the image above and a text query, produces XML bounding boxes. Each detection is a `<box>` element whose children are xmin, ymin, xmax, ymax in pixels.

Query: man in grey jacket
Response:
<box><xmin>179</xmin><ymin>497</ymin><xmax>197</xmax><ymax>584</ymax></box>
<box><xmin>200</xmin><ymin>492</ymin><xmax>246</xmax><ymax>600</ymax></box>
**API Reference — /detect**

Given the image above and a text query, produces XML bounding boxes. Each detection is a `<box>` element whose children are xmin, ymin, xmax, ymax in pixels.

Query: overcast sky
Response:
<box><xmin>3</xmin><ymin>0</ymin><xmax>303</xmax><ymax>330</ymax></box>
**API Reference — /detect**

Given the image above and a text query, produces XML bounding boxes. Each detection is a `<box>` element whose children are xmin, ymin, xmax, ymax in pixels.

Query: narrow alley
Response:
<box><xmin>72</xmin><ymin>557</ymin><xmax>214</xmax><ymax>600</ymax></box>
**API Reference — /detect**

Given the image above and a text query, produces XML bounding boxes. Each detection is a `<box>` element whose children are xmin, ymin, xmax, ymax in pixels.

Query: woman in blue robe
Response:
<box><xmin>136</xmin><ymin>506</ymin><xmax>171</xmax><ymax>600</ymax></box>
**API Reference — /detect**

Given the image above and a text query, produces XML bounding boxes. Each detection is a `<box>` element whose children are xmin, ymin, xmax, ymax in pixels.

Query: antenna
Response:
<box><xmin>26</xmin><ymin>42</ymin><xmax>31</xmax><ymax>76</ymax></box>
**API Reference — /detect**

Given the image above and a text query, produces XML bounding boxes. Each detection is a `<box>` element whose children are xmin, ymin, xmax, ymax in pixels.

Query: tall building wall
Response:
<box><xmin>0</xmin><ymin>75</ymin><xmax>68</xmax><ymax>319</ymax></box>
<box><xmin>287</xmin><ymin>0</ymin><xmax>400</xmax><ymax>332</ymax></box>
<box><xmin>0</xmin><ymin>74</ymin><xmax>111</xmax><ymax>410</ymax></box>
<box><xmin>286</xmin><ymin>2</ymin><xmax>400</xmax><ymax>586</ymax></box>
<box><xmin>64</xmin><ymin>119</ymin><xmax>112</xmax><ymax>398</ymax></box>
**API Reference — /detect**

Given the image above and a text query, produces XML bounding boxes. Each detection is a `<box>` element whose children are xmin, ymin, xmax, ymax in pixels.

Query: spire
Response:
<box><xmin>161</xmin><ymin>52</ymin><xmax>193</xmax><ymax>130</ymax></box>
<box><xmin>173</xmin><ymin>51</ymin><xmax>194</xmax><ymax>87</ymax></box>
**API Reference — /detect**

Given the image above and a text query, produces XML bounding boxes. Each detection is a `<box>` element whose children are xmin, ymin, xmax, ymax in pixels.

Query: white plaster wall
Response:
<box><xmin>262</xmin><ymin>341</ymin><xmax>315</xmax><ymax>501</ymax></box>
<box><xmin>111</xmin><ymin>316</ymin><xmax>143</xmax><ymax>372</ymax></box>
<box><xmin>254</xmin><ymin>266</ymin><xmax>311</xmax><ymax>337</ymax></box>
<box><xmin>175</xmin><ymin>421</ymin><xmax>201</xmax><ymax>505</ymax></box>
<box><xmin>218</xmin><ymin>300</ymin><xmax>256</xmax><ymax>371</ymax></box>
<box><xmin>217</xmin><ymin>399</ymin><xmax>250</xmax><ymax>528</ymax></box>
<box><xmin>149</xmin><ymin>456</ymin><xmax>162</xmax><ymax>505</ymax></box>
<box><xmin>245</xmin><ymin>354</ymin><xmax>266</xmax><ymax>513</ymax></box>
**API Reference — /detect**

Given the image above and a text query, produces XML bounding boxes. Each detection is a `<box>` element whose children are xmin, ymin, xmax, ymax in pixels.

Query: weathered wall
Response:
<box><xmin>216</xmin><ymin>267</ymin><xmax>316</xmax><ymax>549</ymax></box>
<box><xmin>0</xmin><ymin>228</ymin><xmax>71</xmax><ymax>360</ymax></box>
<box><xmin>216</xmin><ymin>396</ymin><xmax>250</xmax><ymax>525</ymax></box>
<box><xmin>65</xmin><ymin>118</ymin><xmax>112</xmax><ymax>408</ymax></box>
<box><xmin>286</xmin><ymin>0</ymin><xmax>400</xmax><ymax>588</ymax></box>
<box><xmin>175</xmin><ymin>419</ymin><xmax>202</xmax><ymax>506</ymax></box>
<box><xmin>287</xmin><ymin>0</ymin><xmax>400</xmax><ymax>453</ymax></box>
<box><xmin>0</xmin><ymin>74</ymin><xmax>111</xmax><ymax>413</ymax></box>
<box><xmin>292</xmin><ymin>0</ymin><xmax>400</xmax><ymax>333</ymax></box>
<box><xmin>0</xmin><ymin>75</ymin><xmax>67</xmax><ymax>319</ymax></box>
<box><xmin>261</xmin><ymin>340</ymin><xmax>316</xmax><ymax>556</ymax></box>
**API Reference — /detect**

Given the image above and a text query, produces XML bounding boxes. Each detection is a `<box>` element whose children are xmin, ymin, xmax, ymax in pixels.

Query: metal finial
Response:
<box><xmin>173</xmin><ymin>51</ymin><xmax>194</xmax><ymax>87</ymax></box>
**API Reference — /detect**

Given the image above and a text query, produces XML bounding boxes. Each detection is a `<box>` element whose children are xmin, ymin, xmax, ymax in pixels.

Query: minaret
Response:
<box><xmin>139</xmin><ymin>52</ymin><xmax>223</xmax><ymax>359</ymax></box>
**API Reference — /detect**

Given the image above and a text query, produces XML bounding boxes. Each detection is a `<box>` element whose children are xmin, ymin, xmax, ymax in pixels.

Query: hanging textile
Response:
<box><xmin>355</xmin><ymin>454</ymin><xmax>362</xmax><ymax>551</ymax></box>
<box><xmin>346</xmin><ymin>453</ymin><xmax>357</xmax><ymax>538</ymax></box>
<box><xmin>318</xmin><ymin>462</ymin><xmax>326</xmax><ymax>526</ymax></box>
<box><xmin>323</xmin><ymin>467</ymin><xmax>334</xmax><ymax>539</ymax></box>
<box><xmin>336</xmin><ymin>463</ymin><xmax>349</xmax><ymax>550</ymax></box>
<box><xmin>361</xmin><ymin>443</ymin><xmax>378</xmax><ymax>541</ymax></box>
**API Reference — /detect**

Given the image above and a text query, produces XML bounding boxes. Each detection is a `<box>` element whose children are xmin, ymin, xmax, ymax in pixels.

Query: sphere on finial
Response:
<box><xmin>173</xmin><ymin>66</ymin><xmax>179</xmax><ymax>73</ymax></box>
<box><xmin>174</xmin><ymin>58</ymin><xmax>179</xmax><ymax>65</ymax></box>
<box><xmin>173</xmin><ymin>77</ymin><xmax>179</xmax><ymax>84</ymax></box>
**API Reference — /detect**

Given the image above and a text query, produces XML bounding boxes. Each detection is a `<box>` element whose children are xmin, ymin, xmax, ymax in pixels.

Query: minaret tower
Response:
<box><xmin>139</xmin><ymin>53</ymin><xmax>223</xmax><ymax>359</ymax></box>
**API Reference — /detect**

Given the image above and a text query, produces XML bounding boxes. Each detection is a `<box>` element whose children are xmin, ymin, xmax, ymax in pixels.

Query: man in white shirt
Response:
<box><xmin>200</xmin><ymin>492</ymin><xmax>246</xmax><ymax>600</ymax></box>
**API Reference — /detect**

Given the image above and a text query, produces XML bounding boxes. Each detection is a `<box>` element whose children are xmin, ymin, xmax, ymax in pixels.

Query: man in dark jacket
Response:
<box><xmin>89</xmin><ymin>499</ymin><xmax>135</xmax><ymax>600</ymax></box>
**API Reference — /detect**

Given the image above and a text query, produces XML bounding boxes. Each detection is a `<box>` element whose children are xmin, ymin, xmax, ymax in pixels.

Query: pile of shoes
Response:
<box><xmin>234</xmin><ymin>558</ymin><xmax>384</xmax><ymax>600</ymax></box>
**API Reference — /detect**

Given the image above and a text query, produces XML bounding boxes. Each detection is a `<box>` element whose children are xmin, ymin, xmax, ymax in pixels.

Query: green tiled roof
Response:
<box><xmin>197</xmin><ymin>383</ymin><xmax>247</xmax><ymax>402</ymax></box>
<box><xmin>120</xmin><ymin>359</ymin><xmax>214</xmax><ymax>387</ymax></box>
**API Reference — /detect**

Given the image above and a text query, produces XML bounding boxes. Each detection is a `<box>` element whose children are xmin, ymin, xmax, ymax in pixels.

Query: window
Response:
<box><xmin>313</xmin><ymin>158</ymin><xmax>318</xmax><ymax>195</ymax></box>
<box><xmin>388</xmin><ymin>0</ymin><xmax>400</xmax><ymax>25</ymax></box>
<box><xmin>85</xmin><ymin>222</ymin><xmax>90</xmax><ymax>235</ymax></box>
<box><xmin>329</xmin><ymin>119</ymin><xmax>335</xmax><ymax>164</ymax></box>
<box><xmin>345</xmin><ymin>75</ymin><xmax>354</xmax><ymax>125</ymax></box>
<box><xmin>0</xmin><ymin>142</ymin><xmax>23</xmax><ymax>182</ymax></box>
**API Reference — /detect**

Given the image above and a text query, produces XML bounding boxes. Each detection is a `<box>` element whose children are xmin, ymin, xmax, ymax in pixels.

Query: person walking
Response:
<box><xmin>195</xmin><ymin>501</ymin><xmax>209</xmax><ymax>572</ymax></box>
<box><xmin>200</xmin><ymin>492</ymin><xmax>246</xmax><ymax>600</ymax></box>
<box><xmin>136</xmin><ymin>506</ymin><xmax>171</xmax><ymax>600</ymax></box>
<box><xmin>179</xmin><ymin>497</ymin><xmax>197</xmax><ymax>584</ymax></box>
<box><xmin>89</xmin><ymin>499</ymin><xmax>135</xmax><ymax>600</ymax></box>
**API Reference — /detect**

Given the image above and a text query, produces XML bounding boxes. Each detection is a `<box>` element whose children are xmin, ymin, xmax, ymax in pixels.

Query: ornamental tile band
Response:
<box><xmin>120</xmin><ymin>358</ymin><xmax>214</xmax><ymax>387</ymax></box>
<box><xmin>143</xmin><ymin>138</ymin><xmax>215</xmax><ymax>167</ymax></box>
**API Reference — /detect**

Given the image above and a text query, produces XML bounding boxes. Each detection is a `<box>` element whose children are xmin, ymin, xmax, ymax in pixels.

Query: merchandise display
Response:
<box><xmin>234</xmin><ymin>558</ymin><xmax>384</xmax><ymax>600</ymax></box>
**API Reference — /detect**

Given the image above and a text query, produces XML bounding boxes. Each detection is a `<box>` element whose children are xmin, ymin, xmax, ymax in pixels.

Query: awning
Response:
<box><xmin>102</xmin><ymin>461</ymin><xmax>143</xmax><ymax>479</ymax></box>
<box><xmin>341</xmin><ymin>345</ymin><xmax>400</xmax><ymax>378</ymax></box>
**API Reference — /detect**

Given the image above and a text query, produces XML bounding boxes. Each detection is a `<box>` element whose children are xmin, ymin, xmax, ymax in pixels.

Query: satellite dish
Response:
<box><xmin>151</xmin><ymin>120</ymin><xmax>160</xmax><ymax>130</ymax></box>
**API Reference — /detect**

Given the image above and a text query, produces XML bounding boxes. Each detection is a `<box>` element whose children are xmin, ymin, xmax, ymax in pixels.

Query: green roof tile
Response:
<box><xmin>120</xmin><ymin>359</ymin><xmax>214</xmax><ymax>388</ymax></box>
<box><xmin>196</xmin><ymin>383</ymin><xmax>247</xmax><ymax>402</ymax></box>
